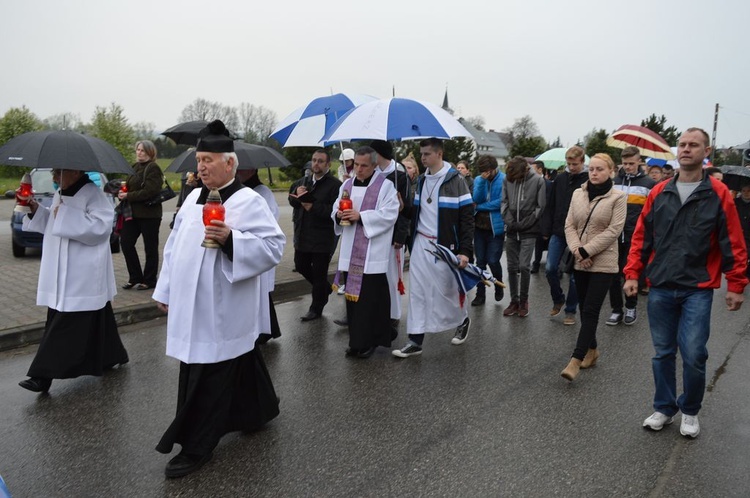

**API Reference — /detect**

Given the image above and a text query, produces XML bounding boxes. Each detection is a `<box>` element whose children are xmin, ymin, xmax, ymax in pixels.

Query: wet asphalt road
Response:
<box><xmin>1</xmin><ymin>275</ymin><xmax>749</xmax><ymax>497</ymax></box>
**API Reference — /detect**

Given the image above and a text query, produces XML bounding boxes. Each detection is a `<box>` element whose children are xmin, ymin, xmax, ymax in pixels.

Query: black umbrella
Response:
<box><xmin>721</xmin><ymin>165</ymin><xmax>750</xmax><ymax>191</ymax></box>
<box><xmin>0</xmin><ymin>130</ymin><xmax>134</xmax><ymax>174</ymax></box>
<box><xmin>165</xmin><ymin>141</ymin><xmax>290</xmax><ymax>173</ymax></box>
<box><xmin>161</xmin><ymin>120</ymin><xmax>238</xmax><ymax>146</ymax></box>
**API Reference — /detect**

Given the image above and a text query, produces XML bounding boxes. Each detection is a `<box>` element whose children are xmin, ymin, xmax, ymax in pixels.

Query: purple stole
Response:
<box><xmin>337</xmin><ymin>173</ymin><xmax>386</xmax><ymax>302</ymax></box>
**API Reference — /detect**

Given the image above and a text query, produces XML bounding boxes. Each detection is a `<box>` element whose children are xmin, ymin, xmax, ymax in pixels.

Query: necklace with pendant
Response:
<box><xmin>425</xmin><ymin>177</ymin><xmax>440</xmax><ymax>204</ymax></box>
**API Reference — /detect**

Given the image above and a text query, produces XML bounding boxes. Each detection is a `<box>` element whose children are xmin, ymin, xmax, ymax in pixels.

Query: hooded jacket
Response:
<box><xmin>411</xmin><ymin>164</ymin><xmax>474</xmax><ymax>257</ymax></box>
<box><xmin>613</xmin><ymin>167</ymin><xmax>656</xmax><ymax>238</ymax></box>
<box><xmin>501</xmin><ymin>169</ymin><xmax>547</xmax><ymax>239</ymax></box>
<box><xmin>472</xmin><ymin>170</ymin><xmax>505</xmax><ymax>236</ymax></box>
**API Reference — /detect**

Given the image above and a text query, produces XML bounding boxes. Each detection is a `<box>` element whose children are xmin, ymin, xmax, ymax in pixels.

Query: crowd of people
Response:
<box><xmin>13</xmin><ymin>122</ymin><xmax>749</xmax><ymax>478</ymax></box>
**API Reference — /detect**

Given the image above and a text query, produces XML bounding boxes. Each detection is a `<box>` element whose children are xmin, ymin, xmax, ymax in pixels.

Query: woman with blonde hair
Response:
<box><xmin>560</xmin><ymin>153</ymin><xmax>627</xmax><ymax>381</ymax></box>
<box><xmin>402</xmin><ymin>152</ymin><xmax>420</xmax><ymax>199</ymax></box>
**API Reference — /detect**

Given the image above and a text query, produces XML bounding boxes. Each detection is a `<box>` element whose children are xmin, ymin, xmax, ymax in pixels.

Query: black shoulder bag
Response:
<box><xmin>143</xmin><ymin>164</ymin><xmax>176</xmax><ymax>206</ymax></box>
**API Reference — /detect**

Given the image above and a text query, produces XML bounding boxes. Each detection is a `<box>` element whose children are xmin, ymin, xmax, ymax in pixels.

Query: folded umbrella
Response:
<box><xmin>0</xmin><ymin>130</ymin><xmax>134</xmax><ymax>173</ymax></box>
<box><xmin>166</xmin><ymin>141</ymin><xmax>290</xmax><ymax>173</ymax></box>
<box><xmin>424</xmin><ymin>240</ymin><xmax>505</xmax><ymax>308</ymax></box>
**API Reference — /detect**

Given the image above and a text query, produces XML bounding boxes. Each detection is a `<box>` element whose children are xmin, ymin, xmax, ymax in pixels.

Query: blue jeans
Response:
<box><xmin>474</xmin><ymin>229</ymin><xmax>504</xmax><ymax>297</ymax></box>
<box><xmin>545</xmin><ymin>234</ymin><xmax>578</xmax><ymax>313</ymax></box>
<box><xmin>647</xmin><ymin>287</ymin><xmax>713</xmax><ymax>416</ymax></box>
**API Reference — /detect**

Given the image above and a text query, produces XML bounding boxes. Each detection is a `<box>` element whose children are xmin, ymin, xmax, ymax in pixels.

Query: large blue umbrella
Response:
<box><xmin>270</xmin><ymin>93</ymin><xmax>377</xmax><ymax>147</ymax></box>
<box><xmin>321</xmin><ymin>97</ymin><xmax>472</xmax><ymax>142</ymax></box>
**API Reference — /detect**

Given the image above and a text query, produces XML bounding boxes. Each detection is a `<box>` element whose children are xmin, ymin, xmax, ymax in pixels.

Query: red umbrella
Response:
<box><xmin>606</xmin><ymin>124</ymin><xmax>676</xmax><ymax>160</ymax></box>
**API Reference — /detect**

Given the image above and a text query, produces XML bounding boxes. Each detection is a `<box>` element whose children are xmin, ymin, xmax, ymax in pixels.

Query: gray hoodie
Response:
<box><xmin>501</xmin><ymin>169</ymin><xmax>547</xmax><ymax>239</ymax></box>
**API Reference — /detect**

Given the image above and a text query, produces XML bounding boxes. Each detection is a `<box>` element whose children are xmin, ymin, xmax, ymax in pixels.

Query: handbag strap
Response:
<box><xmin>141</xmin><ymin>163</ymin><xmax>165</xmax><ymax>188</ymax></box>
<box><xmin>578</xmin><ymin>198</ymin><xmax>602</xmax><ymax>238</ymax></box>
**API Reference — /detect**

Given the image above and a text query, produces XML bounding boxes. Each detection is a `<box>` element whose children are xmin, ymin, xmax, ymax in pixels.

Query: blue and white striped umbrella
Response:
<box><xmin>270</xmin><ymin>93</ymin><xmax>377</xmax><ymax>147</ymax></box>
<box><xmin>322</xmin><ymin>98</ymin><xmax>472</xmax><ymax>142</ymax></box>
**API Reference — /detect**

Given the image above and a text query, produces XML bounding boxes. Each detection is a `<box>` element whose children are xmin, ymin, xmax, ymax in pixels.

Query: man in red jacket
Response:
<box><xmin>624</xmin><ymin>128</ymin><xmax>747</xmax><ymax>439</ymax></box>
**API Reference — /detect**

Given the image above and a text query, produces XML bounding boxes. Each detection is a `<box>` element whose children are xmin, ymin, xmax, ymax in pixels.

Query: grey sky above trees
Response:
<box><xmin>1</xmin><ymin>0</ymin><xmax>749</xmax><ymax>149</ymax></box>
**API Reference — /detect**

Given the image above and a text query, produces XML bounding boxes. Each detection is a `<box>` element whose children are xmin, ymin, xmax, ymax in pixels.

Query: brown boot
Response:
<box><xmin>560</xmin><ymin>358</ymin><xmax>582</xmax><ymax>381</ymax></box>
<box><xmin>580</xmin><ymin>348</ymin><xmax>600</xmax><ymax>369</ymax></box>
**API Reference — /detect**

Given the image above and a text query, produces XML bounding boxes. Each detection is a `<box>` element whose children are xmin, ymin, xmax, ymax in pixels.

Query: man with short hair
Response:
<box><xmin>541</xmin><ymin>146</ymin><xmax>588</xmax><ymax>326</ymax></box>
<box><xmin>663</xmin><ymin>164</ymin><xmax>675</xmax><ymax>179</ymax></box>
<box><xmin>370</xmin><ymin>140</ymin><xmax>412</xmax><ymax>336</ymax></box>
<box><xmin>605</xmin><ymin>146</ymin><xmax>655</xmax><ymax>327</ymax></box>
<box><xmin>471</xmin><ymin>155</ymin><xmax>505</xmax><ymax>306</ymax></box>
<box><xmin>392</xmin><ymin>138</ymin><xmax>474</xmax><ymax>358</ymax></box>
<box><xmin>625</xmin><ymin>127</ymin><xmax>747</xmax><ymax>439</ymax></box>
<box><xmin>332</xmin><ymin>146</ymin><xmax>399</xmax><ymax>358</ymax></box>
<box><xmin>289</xmin><ymin>149</ymin><xmax>342</xmax><ymax>321</ymax></box>
<box><xmin>153</xmin><ymin>120</ymin><xmax>285</xmax><ymax>477</ymax></box>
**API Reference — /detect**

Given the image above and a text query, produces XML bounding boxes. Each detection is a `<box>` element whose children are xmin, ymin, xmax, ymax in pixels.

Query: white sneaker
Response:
<box><xmin>337</xmin><ymin>285</ymin><xmax>346</xmax><ymax>295</ymax></box>
<box><xmin>643</xmin><ymin>411</ymin><xmax>675</xmax><ymax>431</ymax></box>
<box><xmin>680</xmin><ymin>414</ymin><xmax>700</xmax><ymax>438</ymax></box>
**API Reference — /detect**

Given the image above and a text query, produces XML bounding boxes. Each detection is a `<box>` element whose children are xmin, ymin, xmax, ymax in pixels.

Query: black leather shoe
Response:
<box><xmin>357</xmin><ymin>347</ymin><xmax>376</xmax><ymax>359</ymax></box>
<box><xmin>19</xmin><ymin>377</ymin><xmax>52</xmax><ymax>393</ymax></box>
<box><xmin>300</xmin><ymin>311</ymin><xmax>321</xmax><ymax>322</ymax></box>
<box><xmin>530</xmin><ymin>262</ymin><xmax>540</xmax><ymax>274</ymax></box>
<box><xmin>495</xmin><ymin>285</ymin><xmax>504</xmax><ymax>302</ymax></box>
<box><xmin>333</xmin><ymin>318</ymin><xmax>348</xmax><ymax>327</ymax></box>
<box><xmin>165</xmin><ymin>452</ymin><xmax>213</xmax><ymax>478</ymax></box>
<box><xmin>471</xmin><ymin>295</ymin><xmax>485</xmax><ymax>306</ymax></box>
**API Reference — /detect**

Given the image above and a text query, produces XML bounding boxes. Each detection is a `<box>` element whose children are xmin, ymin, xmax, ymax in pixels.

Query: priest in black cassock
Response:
<box><xmin>152</xmin><ymin>120</ymin><xmax>286</xmax><ymax>478</ymax></box>
<box><xmin>332</xmin><ymin>146</ymin><xmax>399</xmax><ymax>358</ymax></box>
<box><xmin>18</xmin><ymin>168</ymin><xmax>128</xmax><ymax>393</ymax></box>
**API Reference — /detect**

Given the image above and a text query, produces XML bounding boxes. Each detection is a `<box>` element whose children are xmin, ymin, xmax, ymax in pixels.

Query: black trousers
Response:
<box><xmin>120</xmin><ymin>217</ymin><xmax>161</xmax><ymax>287</ymax></box>
<box><xmin>572</xmin><ymin>271</ymin><xmax>615</xmax><ymax>360</ymax></box>
<box><xmin>294</xmin><ymin>251</ymin><xmax>332</xmax><ymax>314</ymax></box>
<box><xmin>608</xmin><ymin>238</ymin><xmax>637</xmax><ymax>312</ymax></box>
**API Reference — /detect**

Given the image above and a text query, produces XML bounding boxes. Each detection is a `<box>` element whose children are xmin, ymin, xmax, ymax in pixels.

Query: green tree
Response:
<box><xmin>549</xmin><ymin>136</ymin><xmax>563</xmax><ymax>148</ymax></box>
<box><xmin>640</xmin><ymin>114</ymin><xmax>680</xmax><ymax>146</ymax></box>
<box><xmin>712</xmin><ymin>149</ymin><xmax>743</xmax><ymax>168</ymax></box>
<box><xmin>443</xmin><ymin>137</ymin><xmax>476</xmax><ymax>165</ymax></box>
<box><xmin>504</xmin><ymin>115</ymin><xmax>547</xmax><ymax>158</ymax></box>
<box><xmin>0</xmin><ymin>106</ymin><xmax>43</xmax><ymax>145</ymax></box>
<box><xmin>89</xmin><ymin>103</ymin><xmax>136</xmax><ymax>162</ymax></box>
<box><xmin>42</xmin><ymin>112</ymin><xmax>85</xmax><ymax>132</ymax></box>
<box><xmin>0</xmin><ymin>106</ymin><xmax>43</xmax><ymax>176</ymax></box>
<box><xmin>583</xmin><ymin>128</ymin><xmax>622</xmax><ymax>163</ymax></box>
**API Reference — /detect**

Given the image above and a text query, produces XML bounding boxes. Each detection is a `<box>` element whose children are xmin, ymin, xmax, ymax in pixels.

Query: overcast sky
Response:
<box><xmin>2</xmin><ymin>0</ymin><xmax>749</xmax><ymax>148</ymax></box>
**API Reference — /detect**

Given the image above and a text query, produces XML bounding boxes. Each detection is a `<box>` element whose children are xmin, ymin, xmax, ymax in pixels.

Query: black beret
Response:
<box><xmin>196</xmin><ymin>120</ymin><xmax>234</xmax><ymax>153</ymax></box>
<box><xmin>370</xmin><ymin>140</ymin><xmax>393</xmax><ymax>160</ymax></box>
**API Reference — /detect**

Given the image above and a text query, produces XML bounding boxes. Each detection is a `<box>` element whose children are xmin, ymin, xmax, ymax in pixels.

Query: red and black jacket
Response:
<box><xmin>624</xmin><ymin>172</ymin><xmax>748</xmax><ymax>293</ymax></box>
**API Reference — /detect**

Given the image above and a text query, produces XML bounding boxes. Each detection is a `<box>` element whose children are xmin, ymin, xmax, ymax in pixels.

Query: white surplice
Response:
<box><xmin>332</xmin><ymin>173</ymin><xmax>399</xmax><ymax>274</ymax></box>
<box><xmin>379</xmin><ymin>160</ymin><xmax>405</xmax><ymax>320</ymax></box>
<box><xmin>406</xmin><ymin>164</ymin><xmax>468</xmax><ymax>334</ymax></box>
<box><xmin>152</xmin><ymin>186</ymin><xmax>285</xmax><ymax>364</ymax></box>
<box><xmin>252</xmin><ymin>183</ymin><xmax>280</xmax><ymax>335</ymax></box>
<box><xmin>23</xmin><ymin>182</ymin><xmax>116</xmax><ymax>312</ymax></box>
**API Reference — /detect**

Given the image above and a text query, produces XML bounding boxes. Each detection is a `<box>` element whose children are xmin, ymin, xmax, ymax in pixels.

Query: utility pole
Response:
<box><xmin>711</xmin><ymin>103</ymin><xmax>719</xmax><ymax>163</ymax></box>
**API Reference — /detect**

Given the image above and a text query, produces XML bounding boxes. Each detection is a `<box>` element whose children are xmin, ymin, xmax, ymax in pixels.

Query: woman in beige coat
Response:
<box><xmin>561</xmin><ymin>153</ymin><xmax>627</xmax><ymax>381</ymax></box>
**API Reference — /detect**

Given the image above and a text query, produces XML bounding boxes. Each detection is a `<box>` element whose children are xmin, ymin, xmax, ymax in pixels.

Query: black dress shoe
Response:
<box><xmin>19</xmin><ymin>377</ymin><xmax>52</xmax><ymax>393</ymax></box>
<box><xmin>357</xmin><ymin>347</ymin><xmax>376</xmax><ymax>359</ymax></box>
<box><xmin>530</xmin><ymin>262</ymin><xmax>540</xmax><ymax>274</ymax></box>
<box><xmin>300</xmin><ymin>311</ymin><xmax>321</xmax><ymax>322</ymax></box>
<box><xmin>333</xmin><ymin>318</ymin><xmax>348</xmax><ymax>327</ymax></box>
<box><xmin>471</xmin><ymin>295</ymin><xmax>485</xmax><ymax>306</ymax></box>
<box><xmin>121</xmin><ymin>282</ymin><xmax>138</xmax><ymax>290</ymax></box>
<box><xmin>345</xmin><ymin>347</ymin><xmax>357</xmax><ymax>357</ymax></box>
<box><xmin>165</xmin><ymin>452</ymin><xmax>213</xmax><ymax>478</ymax></box>
<box><xmin>495</xmin><ymin>286</ymin><xmax>504</xmax><ymax>302</ymax></box>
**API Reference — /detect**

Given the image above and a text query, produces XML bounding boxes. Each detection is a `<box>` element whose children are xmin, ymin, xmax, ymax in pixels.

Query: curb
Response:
<box><xmin>0</xmin><ymin>275</ymin><xmax>321</xmax><ymax>352</ymax></box>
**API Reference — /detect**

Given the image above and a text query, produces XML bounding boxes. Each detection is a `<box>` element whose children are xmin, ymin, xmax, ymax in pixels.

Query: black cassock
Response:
<box><xmin>28</xmin><ymin>302</ymin><xmax>128</xmax><ymax>379</ymax></box>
